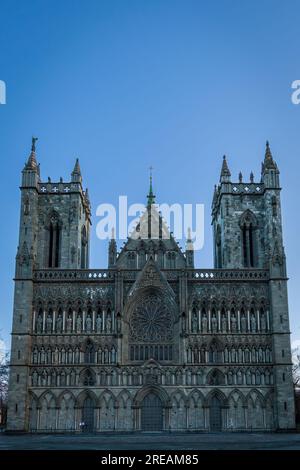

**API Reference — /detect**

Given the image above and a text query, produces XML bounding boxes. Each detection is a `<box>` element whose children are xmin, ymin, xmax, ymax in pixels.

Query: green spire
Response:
<box><xmin>147</xmin><ymin>165</ymin><xmax>156</xmax><ymax>205</ymax></box>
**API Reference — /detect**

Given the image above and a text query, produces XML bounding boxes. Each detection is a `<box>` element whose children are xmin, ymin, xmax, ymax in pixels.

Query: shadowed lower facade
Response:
<box><xmin>6</xmin><ymin>140</ymin><xmax>295</xmax><ymax>432</ymax></box>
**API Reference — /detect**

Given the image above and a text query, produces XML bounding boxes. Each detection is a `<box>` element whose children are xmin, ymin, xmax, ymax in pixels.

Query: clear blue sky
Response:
<box><xmin>0</xmin><ymin>0</ymin><xmax>300</xmax><ymax>353</ymax></box>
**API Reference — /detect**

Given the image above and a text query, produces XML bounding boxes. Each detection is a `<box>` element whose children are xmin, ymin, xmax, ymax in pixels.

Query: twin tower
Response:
<box><xmin>17</xmin><ymin>138</ymin><xmax>285</xmax><ymax>276</ymax></box>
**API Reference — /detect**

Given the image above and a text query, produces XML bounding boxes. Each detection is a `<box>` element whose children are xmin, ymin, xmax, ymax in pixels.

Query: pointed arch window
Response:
<box><xmin>240</xmin><ymin>210</ymin><xmax>258</xmax><ymax>267</ymax></box>
<box><xmin>48</xmin><ymin>212</ymin><xmax>61</xmax><ymax>268</ymax></box>
<box><xmin>84</xmin><ymin>339</ymin><xmax>95</xmax><ymax>364</ymax></box>
<box><xmin>81</xmin><ymin>225</ymin><xmax>88</xmax><ymax>268</ymax></box>
<box><xmin>215</xmin><ymin>224</ymin><xmax>222</xmax><ymax>268</ymax></box>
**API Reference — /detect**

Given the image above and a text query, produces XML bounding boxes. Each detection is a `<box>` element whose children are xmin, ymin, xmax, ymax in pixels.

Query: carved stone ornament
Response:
<box><xmin>129</xmin><ymin>294</ymin><xmax>173</xmax><ymax>342</ymax></box>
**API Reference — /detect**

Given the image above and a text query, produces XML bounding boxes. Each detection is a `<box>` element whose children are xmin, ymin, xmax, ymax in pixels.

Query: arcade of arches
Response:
<box><xmin>29</xmin><ymin>387</ymin><xmax>274</xmax><ymax>432</ymax></box>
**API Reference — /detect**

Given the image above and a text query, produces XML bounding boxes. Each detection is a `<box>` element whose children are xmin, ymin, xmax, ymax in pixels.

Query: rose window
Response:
<box><xmin>129</xmin><ymin>294</ymin><xmax>173</xmax><ymax>342</ymax></box>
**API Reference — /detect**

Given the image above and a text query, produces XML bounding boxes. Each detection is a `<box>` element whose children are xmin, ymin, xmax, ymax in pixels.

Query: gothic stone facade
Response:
<box><xmin>6</xmin><ymin>141</ymin><xmax>295</xmax><ymax>432</ymax></box>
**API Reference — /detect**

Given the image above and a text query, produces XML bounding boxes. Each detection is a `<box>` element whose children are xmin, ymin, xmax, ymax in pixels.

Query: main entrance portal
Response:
<box><xmin>141</xmin><ymin>392</ymin><xmax>163</xmax><ymax>431</ymax></box>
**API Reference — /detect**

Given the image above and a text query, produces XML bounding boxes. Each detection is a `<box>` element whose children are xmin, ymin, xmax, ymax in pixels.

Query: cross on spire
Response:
<box><xmin>31</xmin><ymin>136</ymin><xmax>38</xmax><ymax>152</ymax></box>
<box><xmin>147</xmin><ymin>165</ymin><xmax>156</xmax><ymax>205</ymax></box>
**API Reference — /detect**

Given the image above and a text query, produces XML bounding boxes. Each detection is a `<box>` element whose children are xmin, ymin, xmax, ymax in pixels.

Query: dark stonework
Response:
<box><xmin>6</xmin><ymin>142</ymin><xmax>295</xmax><ymax>432</ymax></box>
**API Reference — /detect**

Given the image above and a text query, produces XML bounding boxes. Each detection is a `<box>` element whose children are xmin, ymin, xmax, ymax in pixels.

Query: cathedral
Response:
<box><xmin>6</xmin><ymin>139</ymin><xmax>295</xmax><ymax>432</ymax></box>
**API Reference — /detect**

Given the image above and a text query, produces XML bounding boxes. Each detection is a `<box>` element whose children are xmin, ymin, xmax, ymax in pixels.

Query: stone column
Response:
<box><xmin>244</xmin><ymin>405</ymin><xmax>248</xmax><ymax>429</ymax></box>
<box><xmin>114</xmin><ymin>405</ymin><xmax>118</xmax><ymax>430</ymax></box>
<box><xmin>52</xmin><ymin>310</ymin><xmax>56</xmax><ymax>332</ymax></box>
<box><xmin>96</xmin><ymin>407</ymin><xmax>100</xmax><ymax>430</ymax></box>
<box><xmin>203</xmin><ymin>406</ymin><xmax>209</xmax><ymax>430</ymax></box>
<box><xmin>32</xmin><ymin>310</ymin><xmax>36</xmax><ymax>333</ymax></box>
<box><xmin>257</xmin><ymin>309</ymin><xmax>260</xmax><ymax>332</ymax></box>
<box><xmin>55</xmin><ymin>407</ymin><xmax>59</xmax><ymax>430</ymax></box>
<box><xmin>208</xmin><ymin>309</ymin><xmax>211</xmax><ymax>332</ymax></box>
<box><xmin>217</xmin><ymin>309</ymin><xmax>221</xmax><ymax>332</ymax></box>
<box><xmin>63</xmin><ymin>310</ymin><xmax>66</xmax><ymax>332</ymax></box>
<box><xmin>185</xmin><ymin>405</ymin><xmax>189</xmax><ymax>430</ymax></box>
<box><xmin>42</xmin><ymin>310</ymin><xmax>46</xmax><ymax>332</ymax></box>
<box><xmin>82</xmin><ymin>310</ymin><xmax>86</xmax><ymax>332</ymax></box>
<box><xmin>247</xmin><ymin>309</ymin><xmax>250</xmax><ymax>332</ymax></box>
<box><xmin>266</xmin><ymin>310</ymin><xmax>270</xmax><ymax>331</ymax></box>
<box><xmin>228</xmin><ymin>310</ymin><xmax>231</xmax><ymax>332</ymax></box>
<box><xmin>237</xmin><ymin>310</ymin><xmax>241</xmax><ymax>332</ymax></box>
<box><xmin>102</xmin><ymin>308</ymin><xmax>105</xmax><ymax>332</ymax></box>
<box><xmin>72</xmin><ymin>310</ymin><xmax>76</xmax><ymax>332</ymax></box>
<box><xmin>92</xmin><ymin>310</ymin><xmax>96</xmax><ymax>331</ymax></box>
<box><xmin>37</xmin><ymin>407</ymin><xmax>41</xmax><ymax>431</ymax></box>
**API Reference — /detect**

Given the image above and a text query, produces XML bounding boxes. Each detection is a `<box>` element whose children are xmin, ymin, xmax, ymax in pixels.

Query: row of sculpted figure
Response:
<box><xmin>187</xmin><ymin>308</ymin><xmax>268</xmax><ymax>334</ymax></box>
<box><xmin>34</xmin><ymin>308</ymin><xmax>121</xmax><ymax>334</ymax></box>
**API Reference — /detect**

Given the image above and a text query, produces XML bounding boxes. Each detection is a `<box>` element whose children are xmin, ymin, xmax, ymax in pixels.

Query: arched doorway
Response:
<box><xmin>82</xmin><ymin>397</ymin><xmax>94</xmax><ymax>432</ymax></box>
<box><xmin>210</xmin><ymin>395</ymin><xmax>222</xmax><ymax>431</ymax></box>
<box><xmin>141</xmin><ymin>392</ymin><xmax>163</xmax><ymax>431</ymax></box>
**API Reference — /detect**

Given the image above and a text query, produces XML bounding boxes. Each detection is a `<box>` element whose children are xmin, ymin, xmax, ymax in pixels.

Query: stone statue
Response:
<box><xmin>40</xmin><ymin>347</ymin><xmax>45</xmax><ymax>364</ymax></box>
<box><xmin>86</xmin><ymin>314</ymin><xmax>92</xmax><ymax>333</ymax></box>
<box><xmin>224</xmin><ymin>347</ymin><xmax>229</xmax><ymax>362</ymax></box>
<box><xmin>211</xmin><ymin>313</ymin><xmax>218</xmax><ymax>333</ymax></box>
<box><xmin>240</xmin><ymin>313</ymin><xmax>247</xmax><ymax>332</ymax></box>
<box><xmin>231</xmin><ymin>314</ymin><xmax>237</xmax><ymax>332</ymax></box>
<box><xmin>46</xmin><ymin>314</ymin><xmax>53</xmax><ymax>333</ymax></box>
<box><xmin>61</xmin><ymin>347</ymin><xmax>66</xmax><ymax>363</ymax></box>
<box><xmin>76</xmin><ymin>314</ymin><xmax>82</xmax><ymax>333</ymax></box>
<box><xmin>106</xmin><ymin>313</ymin><xmax>112</xmax><ymax>333</ymax></box>
<box><xmin>111</xmin><ymin>347</ymin><xmax>116</xmax><ymax>363</ymax></box>
<box><xmin>56</xmin><ymin>314</ymin><xmax>63</xmax><ymax>333</ymax></box>
<box><xmin>70</xmin><ymin>370</ymin><xmax>76</xmax><ymax>386</ymax></box>
<box><xmin>33</xmin><ymin>347</ymin><xmax>38</xmax><ymax>364</ymax></box>
<box><xmin>75</xmin><ymin>347</ymin><xmax>80</xmax><ymax>363</ymax></box>
<box><xmin>66</xmin><ymin>314</ymin><xmax>73</xmax><ymax>333</ymax></box>
<box><xmin>192</xmin><ymin>312</ymin><xmax>198</xmax><ymax>333</ymax></box>
<box><xmin>54</xmin><ymin>347</ymin><xmax>59</xmax><ymax>364</ymax></box>
<box><xmin>96</xmin><ymin>314</ymin><xmax>102</xmax><ymax>333</ymax></box>
<box><xmin>201</xmin><ymin>313</ymin><xmax>208</xmax><ymax>333</ymax></box>
<box><xmin>47</xmin><ymin>347</ymin><xmax>52</xmax><ymax>364</ymax></box>
<box><xmin>68</xmin><ymin>348</ymin><xmax>73</xmax><ymax>364</ymax></box>
<box><xmin>36</xmin><ymin>314</ymin><xmax>43</xmax><ymax>333</ymax></box>
<box><xmin>260</xmin><ymin>313</ymin><xmax>267</xmax><ymax>332</ymax></box>
<box><xmin>221</xmin><ymin>314</ymin><xmax>227</xmax><ymax>332</ymax></box>
<box><xmin>251</xmin><ymin>314</ymin><xmax>256</xmax><ymax>332</ymax></box>
<box><xmin>32</xmin><ymin>371</ymin><xmax>38</xmax><ymax>387</ymax></box>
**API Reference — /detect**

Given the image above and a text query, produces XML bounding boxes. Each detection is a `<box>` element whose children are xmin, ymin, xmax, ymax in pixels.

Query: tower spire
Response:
<box><xmin>25</xmin><ymin>136</ymin><xmax>38</xmax><ymax>171</ymax></box>
<box><xmin>147</xmin><ymin>165</ymin><xmax>155</xmax><ymax>205</ymax></box>
<box><xmin>220</xmin><ymin>155</ymin><xmax>231</xmax><ymax>182</ymax></box>
<box><xmin>263</xmin><ymin>140</ymin><xmax>277</xmax><ymax>170</ymax></box>
<box><xmin>71</xmin><ymin>158</ymin><xmax>82</xmax><ymax>183</ymax></box>
<box><xmin>185</xmin><ymin>227</ymin><xmax>194</xmax><ymax>268</ymax></box>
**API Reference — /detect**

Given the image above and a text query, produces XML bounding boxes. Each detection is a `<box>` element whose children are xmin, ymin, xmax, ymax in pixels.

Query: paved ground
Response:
<box><xmin>1</xmin><ymin>432</ymin><xmax>300</xmax><ymax>450</ymax></box>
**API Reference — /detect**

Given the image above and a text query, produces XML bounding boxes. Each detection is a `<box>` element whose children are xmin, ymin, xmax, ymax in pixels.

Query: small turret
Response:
<box><xmin>71</xmin><ymin>158</ymin><xmax>82</xmax><ymax>184</ymax></box>
<box><xmin>108</xmin><ymin>228</ymin><xmax>117</xmax><ymax>267</ymax></box>
<box><xmin>185</xmin><ymin>227</ymin><xmax>194</xmax><ymax>268</ymax></box>
<box><xmin>220</xmin><ymin>155</ymin><xmax>231</xmax><ymax>183</ymax></box>
<box><xmin>22</xmin><ymin>137</ymin><xmax>40</xmax><ymax>187</ymax></box>
<box><xmin>261</xmin><ymin>141</ymin><xmax>280</xmax><ymax>188</ymax></box>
